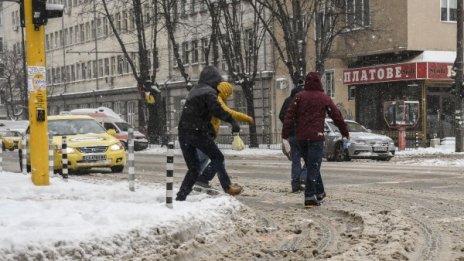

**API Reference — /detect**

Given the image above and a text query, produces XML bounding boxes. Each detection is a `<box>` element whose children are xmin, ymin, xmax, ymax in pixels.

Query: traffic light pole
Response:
<box><xmin>456</xmin><ymin>0</ymin><xmax>464</xmax><ymax>152</ymax></box>
<box><xmin>24</xmin><ymin>0</ymin><xmax>49</xmax><ymax>185</ymax></box>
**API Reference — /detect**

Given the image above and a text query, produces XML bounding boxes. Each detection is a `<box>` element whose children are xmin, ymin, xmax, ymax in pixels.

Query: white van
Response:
<box><xmin>69</xmin><ymin>107</ymin><xmax>149</xmax><ymax>151</ymax></box>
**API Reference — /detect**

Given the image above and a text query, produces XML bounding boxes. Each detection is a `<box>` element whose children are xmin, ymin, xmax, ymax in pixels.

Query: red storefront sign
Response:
<box><xmin>343</xmin><ymin>62</ymin><xmax>453</xmax><ymax>85</ymax></box>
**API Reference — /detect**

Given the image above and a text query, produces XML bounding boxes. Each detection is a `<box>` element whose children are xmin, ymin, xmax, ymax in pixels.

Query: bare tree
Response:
<box><xmin>248</xmin><ymin>0</ymin><xmax>317</xmax><ymax>85</ymax></box>
<box><xmin>0</xmin><ymin>50</ymin><xmax>26</xmax><ymax>120</ymax></box>
<box><xmin>159</xmin><ymin>0</ymin><xmax>194</xmax><ymax>89</ymax></box>
<box><xmin>86</xmin><ymin>0</ymin><xmax>166</xmax><ymax>143</ymax></box>
<box><xmin>205</xmin><ymin>0</ymin><xmax>269</xmax><ymax>147</ymax></box>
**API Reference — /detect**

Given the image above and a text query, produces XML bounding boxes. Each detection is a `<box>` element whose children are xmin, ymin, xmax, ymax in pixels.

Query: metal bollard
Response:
<box><xmin>0</xmin><ymin>139</ymin><xmax>3</xmax><ymax>173</ymax></box>
<box><xmin>166</xmin><ymin>142</ymin><xmax>174</xmax><ymax>209</ymax></box>
<box><xmin>61</xmin><ymin>136</ymin><xmax>68</xmax><ymax>180</ymax></box>
<box><xmin>49</xmin><ymin>134</ymin><xmax>55</xmax><ymax>177</ymax></box>
<box><xmin>128</xmin><ymin>128</ymin><xmax>135</xmax><ymax>192</ymax></box>
<box><xmin>22</xmin><ymin>136</ymin><xmax>27</xmax><ymax>175</ymax></box>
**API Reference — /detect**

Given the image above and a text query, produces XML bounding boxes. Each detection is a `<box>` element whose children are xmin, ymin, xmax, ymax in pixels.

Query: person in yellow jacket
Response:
<box><xmin>195</xmin><ymin>81</ymin><xmax>254</xmax><ymax>191</ymax></box>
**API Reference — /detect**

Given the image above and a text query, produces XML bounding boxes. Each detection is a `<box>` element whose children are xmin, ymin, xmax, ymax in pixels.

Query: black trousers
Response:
<box><xmin>177</xmin><ymin>132</ymin><xmax>231</xmax><ymax>199</ymax></box>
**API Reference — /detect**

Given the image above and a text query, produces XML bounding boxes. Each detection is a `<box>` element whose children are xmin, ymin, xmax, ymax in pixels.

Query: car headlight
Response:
<box><xmin>110</xmin><ymin>143</ymin><xmax>123</xmax><ymax>151</ymax></box>
<box><xmin>389</xmin><ymin>141</ymin><xmax>395</xmax><ymax>146</ymax></box>
<box><xmin>66</xmin><ymin>147</ymin><xmax>76</xmax><ymax>154</ymax></box>
<box><xmin>352</xmin><ymin>139</ymin><xmax>366</xmax><ymax>145</ymax></box>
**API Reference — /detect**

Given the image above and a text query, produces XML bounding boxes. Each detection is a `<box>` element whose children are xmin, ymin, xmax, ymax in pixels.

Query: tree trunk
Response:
<box><xmin>242</xmin><ymin>81</ymin><xmax>258</xmax><ymax>147</ymax></box>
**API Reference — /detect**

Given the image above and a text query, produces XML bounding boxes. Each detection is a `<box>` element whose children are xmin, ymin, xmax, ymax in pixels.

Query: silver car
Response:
<box><xmin>324</xmin><ymin>119</ymin><xmax>396</xmax><ymax>161</ymax></box>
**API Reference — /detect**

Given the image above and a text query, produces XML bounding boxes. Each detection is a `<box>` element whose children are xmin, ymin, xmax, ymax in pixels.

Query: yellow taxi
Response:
<box><xmin>19</xmin><ymin>115</ymin><xmax>126</xmax><ymax>173</ymax></box>
<box><xmin>1</xmin><ymin>129</ymin><xmax>22</xmax><ymax>151</ymax></box>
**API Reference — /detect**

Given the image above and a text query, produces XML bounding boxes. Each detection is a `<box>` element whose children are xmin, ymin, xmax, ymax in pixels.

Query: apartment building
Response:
<box><xmin>324</xmin><ymin>0</ymin><xmax>457</xmax><ymax>143</ymax></box>
<box><xmin>0</xmin><ymin>0</ymin><xmax>459</xmax><ymax>143</ymax></box>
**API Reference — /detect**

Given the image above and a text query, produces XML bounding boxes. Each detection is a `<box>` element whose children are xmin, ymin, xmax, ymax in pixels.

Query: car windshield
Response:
<box><xmin>328</xmin><ymin>121</ymin><xmax>367</xmax><ymax>133</ymax></box>
<box><xmin>6</xmin><ymin>131</ymin><xmax>21</xmax><ymax>137</ymax></box>
<box><xmin>115</xmin><ymin>122</ymin><xmax>132</xmax><ymax>131</ymax></box>
<box><xmin>49</xmin><ymin>119</ymin><xmax>107</xmax><ymax>135</ymax></box>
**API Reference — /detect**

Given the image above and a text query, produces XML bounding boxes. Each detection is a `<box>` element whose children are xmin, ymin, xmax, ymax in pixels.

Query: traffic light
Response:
<box><xmin>31</xmin><ymin>0</ymin><xmax>64</xmax><ymax>29</ymax></box>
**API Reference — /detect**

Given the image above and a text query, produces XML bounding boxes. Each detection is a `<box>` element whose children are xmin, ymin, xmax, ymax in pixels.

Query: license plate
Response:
<box><xmin>373</xmin><ymin>146</ymin><xmax>388</xmax><ymax>152</ymax></box>
<box><xmin>83</xmin><ymin>154</ymin><xmax>107</xmax><ymax>161</ymax></box>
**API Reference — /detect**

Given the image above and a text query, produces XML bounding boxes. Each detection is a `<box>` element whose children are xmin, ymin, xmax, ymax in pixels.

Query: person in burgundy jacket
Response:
<box><xmin>282</xmin><ymin>72</ymin><xmax>349</xmax><ymax>208</ymax></box>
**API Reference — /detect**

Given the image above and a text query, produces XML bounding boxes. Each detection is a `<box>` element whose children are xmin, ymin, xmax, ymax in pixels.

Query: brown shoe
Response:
<box><xmin>225</xmin><ymin>184</ymin><xmax>243</xmax><ymax>196</ymax></box>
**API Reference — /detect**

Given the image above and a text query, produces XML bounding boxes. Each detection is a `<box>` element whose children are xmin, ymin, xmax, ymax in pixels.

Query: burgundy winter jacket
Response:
<box><xmin>282</xmin><ymin>72</ymin><xmax>349</xmax><ymax>141</ymax></box>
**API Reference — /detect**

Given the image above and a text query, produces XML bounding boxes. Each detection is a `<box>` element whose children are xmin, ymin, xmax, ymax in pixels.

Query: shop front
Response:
<box><xmin>343</xmin><ymin>61</ymin><xmax>455</xmax><ymax>145</ymax></box>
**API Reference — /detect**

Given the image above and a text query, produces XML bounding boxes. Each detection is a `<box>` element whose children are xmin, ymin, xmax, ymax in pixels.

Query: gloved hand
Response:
<box><xmin>231</xmin><ymin>120</ymin><xmax>240</xmax><ymax>134</ymax></box>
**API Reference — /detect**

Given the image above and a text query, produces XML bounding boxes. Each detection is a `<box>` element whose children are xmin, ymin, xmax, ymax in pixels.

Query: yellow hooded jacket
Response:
<box><xmin>211</xmin><ymin>82</ymin><xmax>252</xmax><ymax>137</ymax></box>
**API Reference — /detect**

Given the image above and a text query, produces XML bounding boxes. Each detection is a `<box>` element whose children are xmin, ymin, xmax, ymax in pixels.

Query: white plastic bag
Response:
<box><xmin>282</xmin><ymin>139</ymin><xmax>291</xmax><ymax>160</ymax></box>
<box><xmin>232</xmin><ymin>134</ymin><xmax>245</xmax><ymax>151</ymax></box>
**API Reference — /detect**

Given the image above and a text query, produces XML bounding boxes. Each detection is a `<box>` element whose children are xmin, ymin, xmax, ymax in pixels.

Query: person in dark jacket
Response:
<box><xmin>279</xmin><ymin>81</ymin><xmax>307</xmax><ymax>192</ymax></box>
<box><xmin>176</xmin><ymin>66</ymin><xmax>242</xmax><ymax>201</ymax></box>
<box><xmin>282</xmin><ymin>72</ymin><xmax>349</xmax><ymax>208</ymax></box>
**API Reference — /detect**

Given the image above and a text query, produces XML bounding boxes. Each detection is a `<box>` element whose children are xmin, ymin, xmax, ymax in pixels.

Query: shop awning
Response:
<box><xmin>343</xmin><ymin>51</ymin><xmax>455</xmax><ymax>85</ymax></box>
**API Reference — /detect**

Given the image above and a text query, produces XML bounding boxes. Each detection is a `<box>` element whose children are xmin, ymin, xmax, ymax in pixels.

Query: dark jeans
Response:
<box><xmin>196</xmin><ymin>149</ymin><xmax>227</xmax><ymax>187</ymax></box>
<box><xmin>177</xmin><ymin>133</ymin><xmax>231</xmax><ymax>199</ymax></box>
<box><xmin>289</xmin><ymin>136</ymin><xmax>307</xmax><ymax>188</ymax></box>
<box><xmin>298</xmin><ymin>140</ymin><xmax>325</xmax><ymax>200</ymax></box>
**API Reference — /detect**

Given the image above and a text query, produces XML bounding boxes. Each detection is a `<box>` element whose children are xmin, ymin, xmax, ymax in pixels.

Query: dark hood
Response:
<box><xmin>290</xmin><ymin>84</ymin><xmax>304</xmax><ymax>97</ymax></box>
<box><xmin>304</xmin><ymin>72</ymin><xmax>324</xmax><ymax>92</ymax></box>
<box><xmin>198</xmin><ymin>66</ymin><xmax>223</xmax><ymax>90</ymax></box>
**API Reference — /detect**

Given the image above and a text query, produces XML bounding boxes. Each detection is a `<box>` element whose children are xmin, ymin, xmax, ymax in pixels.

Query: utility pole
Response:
<box><xmin>23</xmin><ymin>0</ymin><xmax>63</xmax><ymax>185</ymax></box>
<box><xmin>456</xmin><ymin>0</ymin><xmax>464</xmax><ymax>152</ymax></box>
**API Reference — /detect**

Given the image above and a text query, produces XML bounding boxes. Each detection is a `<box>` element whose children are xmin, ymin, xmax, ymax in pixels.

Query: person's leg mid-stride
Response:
<box><xmin>299</xmin><ymin>140</ymin><xmax>324</xmax><ymax>208</ymax></box>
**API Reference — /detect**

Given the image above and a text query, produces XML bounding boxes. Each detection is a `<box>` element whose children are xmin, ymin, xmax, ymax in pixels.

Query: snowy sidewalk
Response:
<box><xmin>0</xmin><ymin>172</ymin><xmax>244</xmax><ymax>260</ymax></box>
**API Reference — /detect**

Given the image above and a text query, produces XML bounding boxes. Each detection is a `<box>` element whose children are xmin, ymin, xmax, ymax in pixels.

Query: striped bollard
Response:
<box><xmin>415</xmin><ymin>132</ymin><xmax>419</xmax><ymax>148</ymax></box>
<box><xmin>128</xmin><ymin>128</ymin><xmax>135</xmax><ymax>192</ymax></box>
<box><xmin>166</xmin><ymin>142</ymin><xmax>174</xmax><ymax>209</ymax></box>
<box><xmin>61</xmin><ymin>136</ymin><xmax>69</xmax><ymax>180</ymax></box>
<box><xmin>49</xmin><ymin>134</ymin><xmax>55</xmax><ymax>177</ymax></box>
<box><xmin>22</xmin><ymin>136</ymin><xmax>27</xmax><ymax>175</ymax></box>
<box><xmin>0</xmin><ymin>139</ymin><xmax>3</xmax><ymax>173</ymax></box>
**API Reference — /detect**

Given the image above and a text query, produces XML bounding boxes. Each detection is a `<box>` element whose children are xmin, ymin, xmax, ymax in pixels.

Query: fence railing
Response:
<box><xmin>160</xmin><ymin>131</ymin><xmax>426</xmax><ymax>150</ymax></box>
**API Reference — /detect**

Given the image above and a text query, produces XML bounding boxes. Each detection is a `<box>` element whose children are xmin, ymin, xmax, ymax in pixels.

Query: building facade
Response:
<box><xmin>0</xmin><ymin>0</ymin><xmax>459</xmax><ymax>144</ymax></box>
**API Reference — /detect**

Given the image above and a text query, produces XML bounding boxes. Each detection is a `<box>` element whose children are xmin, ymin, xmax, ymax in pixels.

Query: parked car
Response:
<box><xmin>1</xmin><ymin>129</ymin><xmax>22</xmax><ymax>151</ymax></box>
<box><xmin>68</xmin><ymin>107</ymin><xmax>149</xmax><ymax>151</ymax></box>
<box><xmin>19</xmin><ymin>115</ymin><xmax>126</xmax><ymax>173</ymax></box>
<box><xmin>324</xmin><ymin>119</ymin><xmax>396</xmax><ymax>161</ymax></box>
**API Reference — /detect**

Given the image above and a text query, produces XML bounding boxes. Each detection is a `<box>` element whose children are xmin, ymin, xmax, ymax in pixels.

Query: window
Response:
<box><xmin>122</xmin><ymin>11</ymin><xmax>128</xmax><ymax>31</ymax></box>
<box><xmin>441</xmin><ymin>0</ymin><xmax>457</xmax><ymax>22</ymax></box>
<box><xmin>181</xmin><ymin>0</ymin><xmax>187</xmax><ymax>16</ymax></box>
<box><xmin>191</xmin><ymin>40</ymin><xmax>199</xmax><ymax>63</ymax></box>
<box><xmin>103</xmin><ymin>18</ymin><xmax>108</xmax><ymax>36</ymax></box>
<box><xmin>104</xmin><ymin>58</ymin><xmax>109</xmax><ymax>75</ymax></box>
<box><xmin>99</xmin><ymin>59</ymin><xmax>103</xmax><ymax>77</ymax></box>
<box><xmin>97</xmin><ymin>18</ymin><xmax>102</xmax><ymax>37</ymax></box>
<box><xmin>316</xmin><ymin>10</ymin><xmax>333</xmax><ymax>40</ymax></box>
<box><xmin>69</xmin><ymin>27</ymin><xmax>73</xmax><ymax>44</ymax></box>
<box><xmin>93</xmin><ymin>60</ymin><xmax>97</xmax><ymax>78</ymax></box>
<box><xmin>201</xmin><ymin>38</ymin><xmax>209</xmax><ymax>62</ymax></box>
<box><xmin>71</xmin><ymin>65</ymin><xmax>75</xmax><ymax>81</ymax></box>
<box><xmin>244</xmin><ymin>29</ymin><xmax>255</xmax><ymax>71</ymax></box>
<box><xmin>87</xmin><ymin>61</ymin><xmax>92</xmax><ymax>79</ymax></box>
<box><xmin>182</xmin><ymin>42</ymin><xmax>190</xmax><ymax>64</ymax></box>
<box><xmin>76</xmin><ymin>63</ymin><xmax>81</xmax><ymax>80</ymax></box>
<box><xmin>127</xmin><ymin>101</ymin><xmax>135</xmax><ymax>126</ymax></box>
<box><xmin>348</xmin><ymin>86</ymin><xmax>356</xmax><ymax>100</ymax></box>
<box><xmin>199</xmin><ymin>0</ymin><xmax>207</xmax><ymax>12</ymax></box>
<box><xmin>0</xmin><ymin>64</ymin><xmax>4</xmax><ymax>77</ymax></box>
<box><xmin>111</xmin><ymin>57</ymin><xmax>116</xmax><ymax>75</ymax></box>
<box><xmin>117</xmin><ymin>56</ymin><xmax>123</xmax><ymax>74</ymax></box>
<box><xmin>191</xmin><ymin>0</ymin><xmax>196</xmax><ymax>14</ymax></box>
<box><xmin>0</xmin><ymin>37</ymin><xmax>3</xmax><ymax>52</ymax></box>
<box><xmin>116</xmin><ymin>13</ymin><xmax>121</xmax><ymax>31</ymax></box>
<box><xmin>324</xmin><ymin>71</ymin><xmax>335</xmax><ymax>98</ymax></box>
<box><xmin>233</xmin><ymin>90</ymin><xmax>247</xmax><ymax>114</ymax></box>
<box><xmin>80</xmin><ymin>24</ymin><xmax>85</xmax><ymax>42</ymax></box>
<box><xmin>144</xmin><ymin>4</ymin><xmax>150</xmax><ymax>23</ymax></box>
<box><xmin>345</xmin><ymin>0</ymin><xmax>370</xmax><ymax>28</ymax></box>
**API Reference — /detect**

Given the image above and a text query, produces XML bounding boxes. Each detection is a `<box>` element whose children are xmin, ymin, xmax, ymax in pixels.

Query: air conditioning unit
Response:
<box><xmin>65</xmin><ymin>7</ymin><xmax>72</xmax><ymax>15</ymax></box>
<box><xmin>12</xmin><ymin>26</ymin><xmax>19</xmax><ymax>32</ymax></box>
<box><xmin>276</xmin><ymin>78</ymin><xmax>288</xmax><ymax>90</ymax></box>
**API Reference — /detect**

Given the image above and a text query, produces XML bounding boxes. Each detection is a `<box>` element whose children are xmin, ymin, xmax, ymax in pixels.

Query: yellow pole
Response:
<box><xmin>24</xmin><ymin>0</ymin><xmax>49</xmax><ymax>185</ymax></box>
